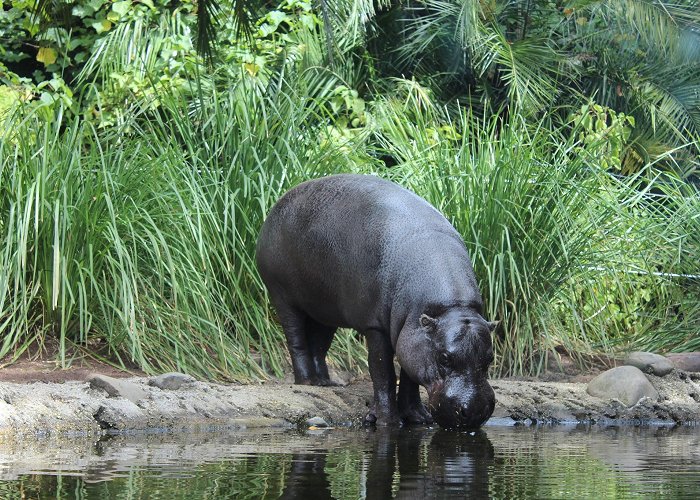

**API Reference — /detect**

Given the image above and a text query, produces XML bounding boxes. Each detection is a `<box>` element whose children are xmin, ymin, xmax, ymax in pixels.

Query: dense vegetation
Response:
<box><xmin>1</xmin><ymin>0</ymin><xmax>699</xmax><ymax>379</ymax></box>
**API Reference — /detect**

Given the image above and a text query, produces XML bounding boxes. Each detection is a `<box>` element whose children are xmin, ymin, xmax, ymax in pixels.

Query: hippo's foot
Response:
<box><xmin>293</xmin><ymin>373</ymin><xmax>338</xmax><ymax>386</ymax></box>
<box><xmin>294</xmin><ymin>378</ymin><xmax>339</xmax><ymax>387</ymax></box>
<box><xmin>363</xmin><ymin>403</ymin><xmax>399</xmax><ymax>426</ymax></box>
<box><xmin>293</xmin><ymin>377</ymin><xmax>315</xmax><ymax>385</ymax></box>
<box><xmin>363</xmin><ymin>411</ymin><xmax>377</xmax><ymax>426</ymax></box>
<box><xmin>314</xmin><ymin>376</ymin><xmax>340</xmax><ymax>387</ymax></box>
<box><xmin>400</xmin><ymin>403</ymin><xmax>434</xmax><ymax>426</ymax></box>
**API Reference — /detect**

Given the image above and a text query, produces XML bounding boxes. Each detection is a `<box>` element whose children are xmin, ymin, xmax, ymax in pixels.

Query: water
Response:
<box><xmin>1</xmin><ymin>424</ymin><xmax>699</xmax><ymax>499</ymax></box>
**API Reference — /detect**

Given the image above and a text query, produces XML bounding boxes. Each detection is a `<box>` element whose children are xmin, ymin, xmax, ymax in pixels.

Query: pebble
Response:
<box><xmin>148</xmin><ymin>372</ymin><xmax>196</xmax><ymax>390</ymax></box>
<box><xmin>586</xmin><ymin>366</ymin><xmax>659</xmax><ymax>407</ymax></box>
<box><xmin>328</xmin><ymin>368</ymin><xmax>354</xmax><ymax>386</ymax></box>
<box><xmin>306</xmin><ymin>416</ymin><xmax>329</xmax><ymax>428</ymax></box>
<box><xmin>624</xmin><ymin>351</ymin><xmax>674</xmax><ymax>376</ymax></box>
<box><xmin>88</xmin><ymin>374</ymin><xmax>148</xmax><ymax>403</ymax></box>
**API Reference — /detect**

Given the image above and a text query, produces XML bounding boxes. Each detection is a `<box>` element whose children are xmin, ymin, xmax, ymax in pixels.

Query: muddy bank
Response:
<box><xmin>1</xmin><ymin>369</ymin><xmax>699</xmax><ymax>438</ymax></box>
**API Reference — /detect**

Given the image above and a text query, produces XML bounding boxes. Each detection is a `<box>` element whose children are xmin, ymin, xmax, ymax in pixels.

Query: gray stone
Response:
<box><xmin>306</xmin><ymin>416</ymin><xmax>330</xmax><ymax>428</ymax></box>
<box><xmin>586</xmin><ymin>366</ymin><xmax>659</xmax><ymax>407</ymax></box>
<box><xmin>148</xmin><ymin>372</ymin><xmax>196</xmax><ymax>390</ymax></box>
<box><xmin>328</xmin><ymin>368</ymin><xmax>354</xmax><ymax>386</ymax></box>
<box><xmin>665</xmin><ymin>353</ymin><xmax>700</xmax><ymax>372</ymax></box>
<box><xmin>89</xmin><ymin>374</ymin><xmax>148</xmax><ymax>403</ymax></box>
<box><xmin>624</xmin><ymin>351</ymin><xmax>674</xmax><ymax>376</ymax></box>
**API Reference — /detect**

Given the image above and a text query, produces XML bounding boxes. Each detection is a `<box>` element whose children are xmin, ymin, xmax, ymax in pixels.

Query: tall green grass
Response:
<box><xmin>0</xmin><ymin>76</ymin><xmax>370</xmax><ymax>379</ymax></box>
<box><xmin>368</xmin><ymin>83</ymin><xmax>700</xmax><ymax>375</ymax></box>
<box><xmin>1</xmin><ymin>75</ymin><xmax>697</xmax><ymax>379</ymax></box>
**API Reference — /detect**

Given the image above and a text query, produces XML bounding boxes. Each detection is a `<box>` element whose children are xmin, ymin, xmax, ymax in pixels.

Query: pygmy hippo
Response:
<box><xmin>256</xmin><ymin>174</ymin><xmax>496</xmax><ymax>429</ymax></box>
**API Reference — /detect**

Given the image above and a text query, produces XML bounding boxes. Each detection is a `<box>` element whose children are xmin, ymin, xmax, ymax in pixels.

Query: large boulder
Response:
<box><xmin>624</xmin><ymin>351</ymin><xmax>674</xmax><ymax>377</ymax></box>
<box><xmin>586</xmin><ymin>366</ymin><xmax>659</xmax><ymax>407</ymax></box>
<box><xmin>665</xmin><ymin>353</ymin><xmax>700</xmax><ymax>373</ymax></box>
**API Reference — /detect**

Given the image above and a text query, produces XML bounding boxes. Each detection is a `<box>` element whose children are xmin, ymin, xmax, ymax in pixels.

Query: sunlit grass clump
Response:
<box><xmin>1</xmin><ymin>77</ymin><xmax>698</xmax><ymax>379</ymax></box>
<box><xmin>369</xmin><ymin>85</ymin><xmax>700</xmax><ymax>375</ymax></box>
<box><xmin>0</xmin><ymin>79</ymin><xmax>368</xmax><ymax>380</ymax></box>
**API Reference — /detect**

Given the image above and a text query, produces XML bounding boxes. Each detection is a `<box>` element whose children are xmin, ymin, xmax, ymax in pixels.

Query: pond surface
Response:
<box><xmin>1</xmin><ymin>424</ymin><xmax>699</xmax><ymax>499</ymax></box>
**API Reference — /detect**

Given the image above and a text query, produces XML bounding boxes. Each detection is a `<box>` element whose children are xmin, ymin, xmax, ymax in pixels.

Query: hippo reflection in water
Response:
<box><xmin>256</xmin><ymin>174</ymin><xmax>496</xmax><ymax>429</ymax></box>
<box><xmin>278</xmin><ymin>429</ymin><xmax>494</xmax><ymax>499</ymax></box>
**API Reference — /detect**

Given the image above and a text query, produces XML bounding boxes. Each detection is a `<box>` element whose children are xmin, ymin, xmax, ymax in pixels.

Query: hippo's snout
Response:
<box><xmin>429</xmin><ymin>378</ymin><xmax>495</xmax><ymax>430</ymax></box>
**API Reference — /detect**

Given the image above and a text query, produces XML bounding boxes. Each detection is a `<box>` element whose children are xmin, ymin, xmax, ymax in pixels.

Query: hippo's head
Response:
<box><xmin>397</xmin><ymin>308</ymin><xmax>496</xmax><ymax>429</ymax></box>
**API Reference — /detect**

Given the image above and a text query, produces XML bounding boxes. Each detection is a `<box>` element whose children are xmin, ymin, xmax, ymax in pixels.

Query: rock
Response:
<box><xmin>92</xmin><ymin>400</ymin><xmax>145</xmax><ymax>430</ymax></box>
<box><xmin>624</xmin><ymin>351</ymin><xmax>674</xmax><ymax>376</ymax></box>
<box><xmin>306</xmin><ymin>416</ymin><xmax>329</xmax><ymax>428</ymax></box>
<box><xmin>148</xmin><ymin>372</ymin><xmax>195</xmax><ymax>390</ymax></box>
<box><xmin>89</xmin><ymin>374</ymin><xmax>148</xmax><ymax>403</ymax></box>
<box><xmin>665</xmin><ymin>353</ymin><xmax>700</xmax><ymax>373</ymax></box>
<box><xmin>328</xmin><ymin>368</ymin><xmax>354</xmax><ymax>386</ymax></box>
<box><xmin>586</xmin><ymin>366</ymin><xmax>659</xmax><ymax>407</ymax></box>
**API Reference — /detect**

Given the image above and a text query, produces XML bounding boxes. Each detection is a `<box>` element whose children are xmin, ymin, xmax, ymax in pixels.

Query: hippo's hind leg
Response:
<box><xmin>273</xmin><ymin>301</ymin><xmax>317</xmax><ymax>385</ymax></box>
<box><xmin>398</xmin><ymin>369</ymin><xmax>433</xmax><ymax>425</ymax></box>
<box><xmin>306</xmin><ymin>317</ymin><xmax>337</xmax><ymax>386</ymax></box>
<box><xmin>273</xmin><ymin>299</ymin><xmax>336</xmax><ymax>385</ymax></box>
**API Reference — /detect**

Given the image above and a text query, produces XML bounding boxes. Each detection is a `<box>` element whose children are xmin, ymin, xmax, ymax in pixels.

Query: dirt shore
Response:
<box><xmin>1</xmin><ymin>365</ymin><xmax>699</xmax><ymax>438</ymax></box>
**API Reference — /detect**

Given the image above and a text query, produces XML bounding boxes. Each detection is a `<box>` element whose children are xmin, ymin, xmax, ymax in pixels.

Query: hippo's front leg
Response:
<box><xmin>364</xmin><ymin>330</ymin><xmax>399</xmax><ymax>426</ymax></box>
<box><xmin>398</xmin><ymin>369</ymin><xmax>433</xmax><ymax>425</ymax></box>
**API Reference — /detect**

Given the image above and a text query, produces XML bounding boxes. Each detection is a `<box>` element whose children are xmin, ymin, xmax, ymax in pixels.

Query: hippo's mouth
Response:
<box><xmin>426</xmin><ymin>379</ymin><xmax>446</xmax><ymax>415</ymax></box>
<box><xmin>425</xmin><ymin>378</ymin><xmax>495</xmax><ymax>430</ymax></box>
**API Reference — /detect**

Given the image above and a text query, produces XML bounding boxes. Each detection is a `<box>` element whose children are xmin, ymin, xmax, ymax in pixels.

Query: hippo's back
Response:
<box><xmin>256</xmin><ymin>174</ymin><xmax>476</xmax><ymax>332</ymax></box>
<box><xmin>266</xmin><ymin>173</ymin><xmax>446</xmax><ymax>231</ymax></box>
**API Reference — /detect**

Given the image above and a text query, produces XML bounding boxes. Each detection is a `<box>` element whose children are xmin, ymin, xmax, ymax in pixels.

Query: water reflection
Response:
<box><xmin>273</xmin><ymin>428</ymin><xmax>494</xmax><ymax>498</ymax></box>
<box><xmin>0</xmin><ymin>425</ymin><xmax>699</xmax><ymax>499</ymax></box>
<box><xmin>362</xmin><ymin>428</ymin><xmax>493</xmax><ymax>498</ymax></box>
<box><xmin>280</xmin><ymin>451</ymin><xmax>332</xmax><ymax>499</ymax></box>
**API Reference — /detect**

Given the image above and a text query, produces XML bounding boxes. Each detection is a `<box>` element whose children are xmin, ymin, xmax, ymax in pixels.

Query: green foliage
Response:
<box><xmin>1</xmin><ymin>0</ymin><xmax>698</xmax><ymax>378</ymax></box>
<box><xmin>0</xmin><ymin>0</ymin><xmax>199</xmax><ymax>129</ymax></box>
<box><xmin>569</xmin><ymin>102</ymin><xmax>635</xmax><ymax>171</ymax></box>
<box><xmin>355</xmin><ymin>0</ymin><xmax>700</xmax><ymax>178</ymax></box>
<box><xmin>1</xmin><ymin>0</ymin><xmax>195</xmax><ymax>80</ymax></box>
<box><xmin>0</xmin><ymin>66</ymin><xmax>372</xmax><ymax>378</ymax></box>
<box><xmin>366</xmin><ymin>81</ymin><xmax>699</xmax><ymax>375</ymax></box>
<box><xmin>216</xmin><ymin>0</ymin><xmax>323</xmax><ymax>83</ymax></box>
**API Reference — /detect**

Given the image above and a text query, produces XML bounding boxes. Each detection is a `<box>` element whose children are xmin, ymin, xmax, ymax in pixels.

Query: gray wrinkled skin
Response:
<box><xmin>256</xmin><ymin>174</ymin><xmax>496</xmax><ymax>429</ymax></box>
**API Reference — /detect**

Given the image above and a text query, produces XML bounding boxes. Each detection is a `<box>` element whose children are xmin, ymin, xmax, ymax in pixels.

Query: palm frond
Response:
<box><xmin>487</xmin><ymin>27</ymin><xmax>564</xmax><ymax>113</ymax></box>
<box><xmin>580</xmin><ymin>0</ymin><xmax>700</xmax><ymax>58</ymax></box>
<box><xmin>77</xmin><ymin>13</ymin><xmax>193</xmax><ymax>87</ymax></box>
<box><xmin>318</xmin><ymin>0</ymin><xmax>393</xmax><ymax>56</ymax></box>
<box><xmin>394</xmin><ymin>0</ymin><xmax>484</xmax><ymax>72</ymax></box>
<box><xmin>197</xmin><ymin>0</ymin><xmax>261</xmax><ymax>59</ymax></box>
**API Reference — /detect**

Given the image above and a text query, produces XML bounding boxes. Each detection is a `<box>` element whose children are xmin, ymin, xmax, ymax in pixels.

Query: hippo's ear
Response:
<box><xmin>488</xmin><ymin>320</ymin><xmax>500</xmax><ymax>332</ymax></box>
<box><xmin>420</xmin><ymin>314</ymin><xmax>437</xmax><ymax>331</ymax></box>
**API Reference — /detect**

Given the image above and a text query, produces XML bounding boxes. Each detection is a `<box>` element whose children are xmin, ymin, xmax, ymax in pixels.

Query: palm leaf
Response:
<box><xmin>486</xmin><ymin>26</ymin><xmax>564</xmax><ymax>114</ymax></box>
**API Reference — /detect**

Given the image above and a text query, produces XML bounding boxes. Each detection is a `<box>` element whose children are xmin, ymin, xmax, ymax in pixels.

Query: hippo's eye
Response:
<box><xmin>437</xmin><ymin>353</ymin><xmax>450</xmax><ymax>376</ymax></box>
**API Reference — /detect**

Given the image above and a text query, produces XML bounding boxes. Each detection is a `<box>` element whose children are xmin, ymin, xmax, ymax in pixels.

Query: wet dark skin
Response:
<box><xmin>256</xmin><ymin>174</ymin><xmax>496</xmax><ymax>429</ymax></box>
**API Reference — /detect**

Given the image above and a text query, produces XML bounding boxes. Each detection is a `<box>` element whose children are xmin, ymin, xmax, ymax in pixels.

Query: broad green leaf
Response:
<box><xmin>87</xmin><ymin>0</ymin><xmax>106</xmax><ymax>11</ymax></box>
<box><xmin>267</xmin><ymin>10</ymin><xmax>287</xmax><ymax>26</ymax></box>
<box><xmin>299</xmin><ymin>13</ymin><xmax>316</xmax><ymax>30</ymax></box>
<box><xmin>36</xmin><ymin>47</ymin><xmax>57</xmax><ymax>65</ymax></box>
<box><xmin>91</xmin><ymin>20</ymin><xmax>113</xmax><ymax>34</ymax></box>
<box><xmin>112</xmin><ymin>1</ymin><xmax>132</xmax><ymax>17</ymax></box>
<box><xmin>72</xmin><ymin>5</ymin><xmax>96</xmax><ymax>17</ymax></box>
